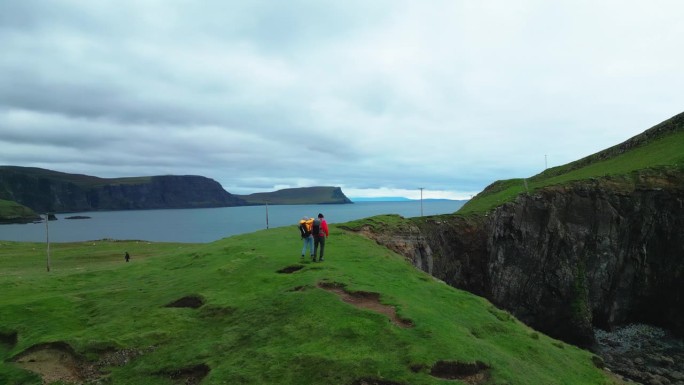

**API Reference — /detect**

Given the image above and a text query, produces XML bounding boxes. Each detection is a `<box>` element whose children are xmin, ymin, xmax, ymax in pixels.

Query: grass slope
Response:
<box><xmin>0</xmin><ymin>227</ymin><xmax>616</xmax><ymax>385</ymax></box>
<box><xmin>0</xmin><ymin>199</ymin><xmax>40</xmax><ymax>222</ymax></box>
<box><xmin>459</xmin><ymin>113</ymin><xmax>684</xmax><ymax>214</ymax></box>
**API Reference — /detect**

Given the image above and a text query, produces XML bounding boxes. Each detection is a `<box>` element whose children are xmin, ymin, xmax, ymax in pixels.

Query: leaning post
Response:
<box><xmin>45</xmin><ymin>213</ymin><xmax>51</xmax><ymax>272</ymax></box>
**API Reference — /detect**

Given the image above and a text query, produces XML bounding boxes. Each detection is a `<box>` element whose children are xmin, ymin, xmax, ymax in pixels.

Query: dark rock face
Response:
<box><xmin>330</xmin><ymin>187</ymin><xmax>353</xmax><ymax>204</ymax></box>
<box><xmin>0</xmin><ymin>171</ymin><xmax>247</xmax><ymax>213</ymax></box>
<box><xmin>84</xmin><ymin>175</ymin><xmax>247</xmax><ymax>211</ymax></box>
<box><xmin>361</xmin><ymin>170</ymin><xmax>684</xmax><ymax>348</ymax></box>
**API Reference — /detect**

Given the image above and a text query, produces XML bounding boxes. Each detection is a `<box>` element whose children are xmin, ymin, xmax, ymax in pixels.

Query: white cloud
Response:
<box><xmin>1</xmin><ymin>0</ymin><xmax>683</xmax><ymax>198</ymax></box>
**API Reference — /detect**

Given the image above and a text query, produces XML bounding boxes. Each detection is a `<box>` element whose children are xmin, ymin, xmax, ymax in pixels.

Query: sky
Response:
<box><xmin>1</xmin><ymin>1</ymin><xmax>683</xmax><ymax>200</ymax></box>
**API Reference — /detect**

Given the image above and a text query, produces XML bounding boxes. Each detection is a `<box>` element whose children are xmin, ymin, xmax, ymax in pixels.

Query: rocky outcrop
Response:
<box><xmin>0</xmin><ymin>168</ymin><xmax>247</xmax><ymax>213</ymax></box>
<box><xmin>357</xmin><ymin>168</ymin><xmax>684</xmax><ymax>348</ymax></box>
<box><xmin>595</xmin><ymin>324</ymin><xmax>684</xmax><ymax>385</ymax></box>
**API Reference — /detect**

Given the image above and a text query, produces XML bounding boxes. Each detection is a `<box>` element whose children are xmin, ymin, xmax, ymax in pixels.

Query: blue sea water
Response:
<box><xmin>0</xmin><ymin>200</ymin><xmax>465</xmax><ymax>243</ymax></box>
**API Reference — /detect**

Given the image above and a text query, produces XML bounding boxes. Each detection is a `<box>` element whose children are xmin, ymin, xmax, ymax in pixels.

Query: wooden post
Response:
<box><xmin>265</xmin><ymin>201</ymin><xmax>269</xmax><ymax>229</ymax></box>
<box><xmin>45</xmin><ymin>213</ymin><xmax>51</xmax><ymax>272</ymax></box>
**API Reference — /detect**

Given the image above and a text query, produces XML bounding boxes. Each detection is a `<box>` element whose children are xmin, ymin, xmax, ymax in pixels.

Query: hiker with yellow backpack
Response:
<box><xmin>299</xmin><ymin>217</ymin><xmax>314</xmax><ymax>260</ymax></box>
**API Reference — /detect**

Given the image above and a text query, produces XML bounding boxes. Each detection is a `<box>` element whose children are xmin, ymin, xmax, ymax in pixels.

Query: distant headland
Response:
<box><xmin>0</xmin><ymin>166</ymin><xmax>352</xmax><ymax>223</ymax></box>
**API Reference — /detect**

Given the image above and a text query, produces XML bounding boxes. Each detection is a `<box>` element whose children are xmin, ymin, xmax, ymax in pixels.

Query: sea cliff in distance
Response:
<box><xmin>0</xmin><ymin>166</ymin><xmax>352</xmax><ymax>223</ymax></box>
<box><xmin>237</xmin><ymin>186</ymin><xmax>352</xmax><ymax>205</ymax></box>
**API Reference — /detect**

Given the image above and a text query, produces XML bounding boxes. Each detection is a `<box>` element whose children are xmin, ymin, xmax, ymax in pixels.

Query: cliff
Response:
<box><xmin>237</xmin><ymin>186</ymin><xmax>353</xmax><ymax>205</ymax></box>
<box><xmin>345</xmin><ymin>112</ymin><xmax>684</xmax><ymax>348</ymax></box>
<box><xmin>0</xmin><ymin>167</ymin><xmax>247</xmax><ymax>213</ymax></box>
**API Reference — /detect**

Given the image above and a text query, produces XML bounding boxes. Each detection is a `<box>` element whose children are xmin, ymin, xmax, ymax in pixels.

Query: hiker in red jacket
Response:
<box><xmin>312</xmin><ymin>213</ymin><xmax>329</xmax><ymax>262</ymax></box>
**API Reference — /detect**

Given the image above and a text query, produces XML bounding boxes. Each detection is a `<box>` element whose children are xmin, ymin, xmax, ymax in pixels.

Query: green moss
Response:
<box><xmin>571</xmin><ymin>259</ymin><xmax>591</xmax><ymax>325</ymax></box>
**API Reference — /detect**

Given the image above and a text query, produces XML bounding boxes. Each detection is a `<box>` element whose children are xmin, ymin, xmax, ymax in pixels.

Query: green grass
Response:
<box><xmin>340</xmin><ymin>214</ymin><xmax>416</xmax><ymax>233</ymax></box>
<box><xmin>459</xmin><ymin>123</ymin><xmax>684</xmax><ymax>215</ymax></box>
<box><xmin>0</xmin><ymin>199</ymin><xmax>39</xmax><ymax>222</ymax></box>
<box><xmin>0</xmin><ymin>227</ymin><xmax>617</xmax><ymax>384</ymax></box>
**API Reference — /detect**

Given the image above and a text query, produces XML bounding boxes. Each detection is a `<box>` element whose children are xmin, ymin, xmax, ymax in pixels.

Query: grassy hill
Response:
<box><xmin>0</xmin><ymin>226</ymin><xmax>617</xmax><ymax>384</ymax></box>
<box><xmin>0</xmin><ymin>199</ymin><xmax>40</xmax><ymax>223</ymax></box>
<box><xmin>0</xmin><ymin>167</ymin><xmax>245</xmax><ymax>214</ymax></box>
<box><xmin>459</xmin><ymin>112</ymin><xmax>684</xmax><ymax>214</ymax></box>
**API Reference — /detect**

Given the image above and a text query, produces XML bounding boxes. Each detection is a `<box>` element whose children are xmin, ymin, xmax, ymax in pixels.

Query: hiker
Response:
<box><xmin>312</xmin><ymin>213</ymin><xmax>329</xmax><ymax>262</ymax></box>
<box><xmin>125</xmin><ymin>251</ymin><xmax>130</xmax><ymax>262</ymax></box>
<box><xmin>299</xmin><ymin>217</ymin><xmax>314</xmax><ymax>259</ymax></box>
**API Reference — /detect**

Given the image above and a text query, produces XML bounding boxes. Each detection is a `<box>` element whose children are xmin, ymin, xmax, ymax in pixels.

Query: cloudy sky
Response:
<box><xmin>1</xmin><ymin>1</ymin><xmax>683</xmax><ymax>199</ymax></box>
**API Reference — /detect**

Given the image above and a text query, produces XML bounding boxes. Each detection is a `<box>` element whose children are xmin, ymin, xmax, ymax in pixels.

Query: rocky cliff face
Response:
<box><xmin>0</xmin><ymin>171</ymin><xmax>247</xmax><ymax>212</ymax></box>
<box><xmin>358</xmin><ymin>169</ymin><xmax>684</xmax><ymax>348</ymax></box>
<box><xmin>84</xmin><ymin>175</ymin><xmax>247</xmax><ymax>211</ymax></box>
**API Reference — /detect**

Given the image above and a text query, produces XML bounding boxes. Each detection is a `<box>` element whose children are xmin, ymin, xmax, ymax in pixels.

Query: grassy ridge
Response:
<box><xmin>0</xmin><ymin>166</ymin><xmax>152</xmax><ymax>188</ymax></box>
<box><xmin>459</xmin><ymin>115</ymin><xmax>684</xmax><ymax>214</ymax></box>
<box><xmin>0</xmin><ymin>199</ymin><xmax>40</xmax><ymax>222</ymax></box>
<box><xmin>0</xmin><ymin>227</ymin><xmax>615</xmax><ymax>384</ymax></box>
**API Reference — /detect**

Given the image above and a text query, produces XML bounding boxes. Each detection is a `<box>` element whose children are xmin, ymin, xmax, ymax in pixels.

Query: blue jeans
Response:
<box><xmin>301</xmin><ymin>235</ymin><xmax>313</xmax><ymax>256</ymax></box>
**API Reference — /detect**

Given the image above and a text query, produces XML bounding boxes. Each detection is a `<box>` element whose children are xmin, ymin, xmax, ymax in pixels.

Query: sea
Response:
<box><xmin>0</xmin><ymin>200</ymin><xmax>465</xmax><ymax>243</ymax></box>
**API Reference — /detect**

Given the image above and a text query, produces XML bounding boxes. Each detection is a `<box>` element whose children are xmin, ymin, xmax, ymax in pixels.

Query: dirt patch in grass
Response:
<box><xmin>11</xmin><ymin>341</ymin><xmax>153</xmax><ymax>384</ymax></box>
<box><xmin>154</xmin><ymin>363</ymin><xmax>210</xmax><ymax>385</ymax></box>
<box><xmin>430</xmin><ymin>360</ymin><xmax>490</xmax><ymax>384</ymax></box>
<box><xmin>318</xmin><ymin>282</ymin><xmax>414</xmax><ymax>328</ymax></box>
<box><xmin>351</xmin><ymin>378</ymin><xmax>407</xmax><ymax>385</ymax></box>
<box><xmin>0</xmin><ymin>330</ymin><xmax>18</xmax><ymax>347</ymax></box>
<box><xmin>12</xmin><ymin>342</ymin><xmax>83</xmax><ymax>384</ymax></box>
<box><xmin>165</xmin><ymin>295</ymin><xmax>205</xmax><ymax>309</ymax></box>
<box><xmin>278</xmin><ymin>265</ymin><xmax>304</xmax><ymax>274</ymax></box>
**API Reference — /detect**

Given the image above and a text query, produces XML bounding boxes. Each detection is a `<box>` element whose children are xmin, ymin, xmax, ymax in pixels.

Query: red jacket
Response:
<box><xmin>318</xmin><ymin>219</ymin><xmax>329</xmax><ymax>237</ymax></box>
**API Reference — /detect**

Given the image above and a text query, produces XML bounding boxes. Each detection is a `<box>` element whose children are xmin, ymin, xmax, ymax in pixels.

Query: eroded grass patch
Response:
<box><xmin>318</xmin><ymin>282</ymin><xmax>414</xmax><ymax>328</ymax></box>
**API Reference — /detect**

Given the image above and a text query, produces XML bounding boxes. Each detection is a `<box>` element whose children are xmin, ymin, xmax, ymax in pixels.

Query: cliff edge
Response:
<box><xmin>346</xmin><ymin>112</ymin><xmax>684</xmax><ymax>348</ymax></box>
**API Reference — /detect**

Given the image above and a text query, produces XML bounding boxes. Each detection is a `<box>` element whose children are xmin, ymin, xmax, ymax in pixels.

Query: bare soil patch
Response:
<box><xmin>165</xmin><ymin>295</ymin><xmax>205</xmax><ymax>309</ymax></box>
<box><xmin>277</xmin><ymin>265</ymin><xmax>304</xmax><ymax>274</ymax></box>
<box><xmin>318</xmin><ymin>282</ymin><xmax>414</xmax><ymax>328</ymax></box>
<box><xmin>430</xmin><ymin>360</ymin><xmax>490</xmax><ymax>384</ymax></box>
<box><xmin>154</xmin><ymin>363</ymin><xmax>210</xmax><ymax>385</ymax></box>
<box><xmin>0</xmin><ymin>330</ymin><xmax>18</xmax><ymax>346</ymax></box>
<box><xmin>351</xmin><ymin>378</ymin><xmax>407</xmax><ymax>385</ymax></box>
<box><xmin>12</xmin><ymin>342</ymin><xmax>83</xmax><ymax>384</ymax></box>
<box><xmin>11</xmin><ymin>341</ymin><xmax>153</xmax><ymax>384</ymax></box>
